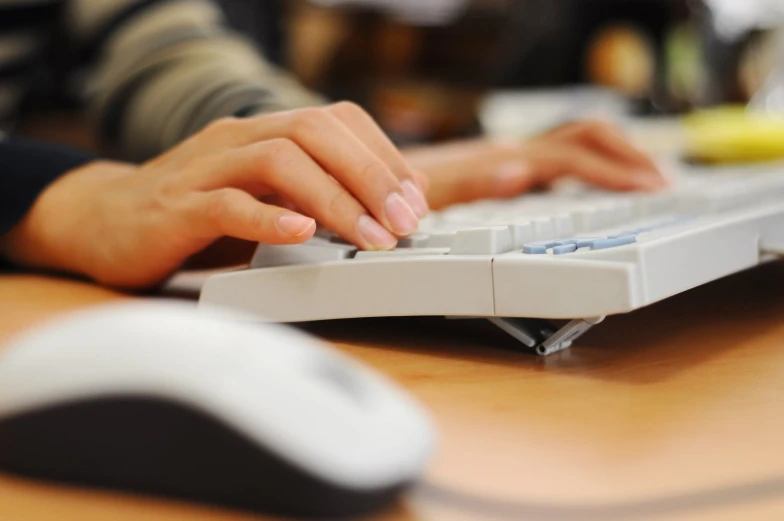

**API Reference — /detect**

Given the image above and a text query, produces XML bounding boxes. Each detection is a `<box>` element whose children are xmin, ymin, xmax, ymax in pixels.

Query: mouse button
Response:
<box><xmin>306</xmin><ymin>354</ymin><xmax>371</xmax><ymax>407</ymax></box>
<box><xmin>307</xmin><ymin>360</ymin><xmax>436</xmax><ymax>455</ymax></box>
<box><xmin>197</xmin><ymin>366</ymin><xmax>387</xmax><ymax>468</ymax></box>
<box><xmin>211</xmin><ymin>359</ymin><xmax>364</xmax><ymax>425</ymax></box>
<box><xmin>305</xmin><ymin>353</ymin><xmax>411</xmax><ymax>413</ymax></box>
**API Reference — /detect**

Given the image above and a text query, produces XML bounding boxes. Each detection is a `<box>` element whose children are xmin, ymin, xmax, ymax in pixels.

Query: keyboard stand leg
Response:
<box><xmin>761</xmin><ymin>238</ymin><xmax>784</xmax><ymax>257</ymax></box>
<box><xmin>487</xmin><ymin>316</ymin><xmax>605</xmax><ymax>356</ymax></box>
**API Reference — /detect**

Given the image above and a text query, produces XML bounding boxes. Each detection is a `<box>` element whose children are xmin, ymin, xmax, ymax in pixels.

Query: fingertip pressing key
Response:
<box><xmin>384</xmin><ymin>192</ymin><xmax>419</xmax><ymax>236</ymax></box>
<box><xmin>401</xmin><ymin>179</ymin><xmax>430</xmax><ymax>218</ymax></box>
<box><xmin>358</xmin><ymin>214</ymin><xmax>398</xmax><ymax>250</ymax></box>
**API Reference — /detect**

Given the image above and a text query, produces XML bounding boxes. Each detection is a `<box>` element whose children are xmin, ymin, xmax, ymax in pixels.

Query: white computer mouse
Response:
<box><xmin>0</xmin><ymin>301</ymin><xmax>435</xmax><ymax>518</ymax></box>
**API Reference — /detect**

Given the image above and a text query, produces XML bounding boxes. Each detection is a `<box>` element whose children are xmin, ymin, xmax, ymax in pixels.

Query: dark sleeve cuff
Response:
<box><xmin>0</xmin><ymin>138</ymin><xmax>96</xmax><ymax>238</ymax></box>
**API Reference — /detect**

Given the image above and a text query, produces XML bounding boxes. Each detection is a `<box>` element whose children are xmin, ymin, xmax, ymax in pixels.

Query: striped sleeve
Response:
<box><xmin>65</xmin><ymin>0</ymin><xmax>325</xmax><ymax>161</ymax></box>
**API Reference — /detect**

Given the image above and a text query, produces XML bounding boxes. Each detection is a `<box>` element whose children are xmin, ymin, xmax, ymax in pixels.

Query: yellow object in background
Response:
<box><xmin>684</xmin><ymin>106</ymin><xmax>784</xmax><ymax>164</ymax></box>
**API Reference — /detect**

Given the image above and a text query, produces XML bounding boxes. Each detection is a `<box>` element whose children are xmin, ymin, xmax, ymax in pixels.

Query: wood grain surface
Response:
<box><xmin>0</xmin><ymin>260</ymin><xmax>782</xmax><ymax>520</ymax></box>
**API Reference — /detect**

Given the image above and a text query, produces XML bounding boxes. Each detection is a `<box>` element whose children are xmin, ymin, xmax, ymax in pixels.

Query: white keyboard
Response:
<box><xmin>199</xmin><ymin>161</ymin><xmax>784</xmax><ymax>355</ymax></box>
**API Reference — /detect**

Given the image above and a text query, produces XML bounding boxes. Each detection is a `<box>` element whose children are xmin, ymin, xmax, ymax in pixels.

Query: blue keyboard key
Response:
<box><xmin>552</xmin><ymin>243</ymin><xmax>578</xmax><ymax>255</ymax></box>
<box><xmin>523</xmin><ymin>237</ymin><xmax>605</xmax><ymax>254</ymax></box>
<box><xmin>543</xmin><ymin>237</ymin><xmax>603</xmax><ymax>248</ymax></box>
<box><xmin>571</xmin><ymin>237</ymin><xmax>604</xmax><ymax>248</ymax></box>
<box><xmin>523</xmin><ymin>244</ymin><xmax>548</xmax><ymax>254</ymax></box>
<box><xmin>590</xmin><ymin>235</ymin><xmax>636</xmax><ymax>250</ymax></box>
<box><xmin>537</xmin><ymin>240</ymin><xmax>563</xmax><ymax>248</ymax></box>
<box><xmin>522</xmin><ymin>240</ymin><xmax>561</xmax><ymax>254</ymax></box>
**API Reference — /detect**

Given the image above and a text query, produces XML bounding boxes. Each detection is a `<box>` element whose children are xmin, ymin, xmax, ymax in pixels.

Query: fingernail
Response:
<box><xmin>401</xmin><ymin>179</ymin><xmax>430</xmax><ymax>217</ymax></box>
<box><xmin>358</xmin><ymin>215</ymin><xmax>397</xmax><ymax>250</ymax></box>
<box><xmin>493</xmin><ymin>161</ymin><xmax>531</xmax><ymax>195</ymax></box>
<box><xmin>384</xmin><ymin>192</ymin><xmax>419</xmax><ymax>235</ymax></box>
<box><xmin>277</xmin><ymin>214</ymin><xmax>316</xmax><ymax>236</ymax></box>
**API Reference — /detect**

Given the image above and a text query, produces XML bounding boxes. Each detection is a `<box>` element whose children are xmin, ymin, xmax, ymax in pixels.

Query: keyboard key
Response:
<box><xmin>611</xmin><ymin>215</ymin><xmax>696</xmax><ymax>238</ymax></box>
<box><xmin>573</xmin><ymin>208</ymin><xmax>601</xmax><ymax>233</ymax></box>
<box><xmin>251</xmin><ymin>238</ymin><xmax>357</xmax><ymax>268</ymax></box>
<box><xmin>416</xmin><ymin>215</ymin><xmax>439</xmax><ymax>231</ymax></box>
<box><xmin>552</xmin><ymin>243</ymin><xmax>578</xmax><ymax>255</ymax></box>
<box><xmin>595</xmin><ymin>203</ymin><xmax>617</xmax><ymax>228</ymax></box>
<box><xmin>522</xmin><ymin>236</ymin><xmax>605</xmax><ymax>254</ymax></box>
<box><xmin>532</xmin><ymin>218</ymin><xmax>555</xmax><ymax>240</ymax></box>
<box><xmin>355</xmin><ymin>248</ymin><xmax>449</xmax><ymax>259</ymax></box>
<box><xmin>638</xmin><ymin>193</ymin><xmax>677</xmax><ymax>217</ymax></box>
<box><xmin>613</xmin><ymin>200</ymin><xmax>634</xmax><ymax>223</ymax></box>
<box><xmin>590</xmin><ymin>235</ymin><xmax>636</xmax><ymax>250</ymax></box>
<box><xmin>426</xmin><ymin>231</ymin><xmax>458</xmax><ymax>248</ymax></box>
<box><xmin>327</xmin><ymin>234</ymin><xmax>353</xmax><ymax>245</ymax></box>
<box><xmin>522</xmin><ymin>239</ymin><xmax>561</xmax><ymax>254</ymax></box>
<box><xmin>508</xmin><ymin>221</ymin><xmax>535</xmax><ymax>248</ymax></box>
<box><xmin>552</xmin><ymin>214</ymin><xmax>574</xmax><ymax>238</ymax></box>
<box><xmin>522</xmin><ymin>244</ymin><xmax>547</xmax><ymax>254</ymax></box>
<box><xmin>570</xmin><ymin>237</ymin><xmax>604</xmax><ymax>248</ymax></box>
<box><xmin>450</xmin><ymin>226</ymin><xmax>514</xmax><ymax>255</ymax></box>
<box><xmin>397</xmin><ymin>233</ymin><xmax>430</xmax><ymax>248</ymax></box>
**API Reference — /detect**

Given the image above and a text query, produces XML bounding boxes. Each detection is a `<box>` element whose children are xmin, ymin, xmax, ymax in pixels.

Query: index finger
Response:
<box><xmin>527</xmin><ymin>143</ymin><xmax>665</xmax><ymax>192</ymax></box>
<box><xmin>326</xmin><ymin>102</ymin><xmax>430</xmax><ymax>216</ymax></box>
<box><xmin>546</xmin><ymin>120</ymin><xmax>662</xmax><ymax>176</ymax></box>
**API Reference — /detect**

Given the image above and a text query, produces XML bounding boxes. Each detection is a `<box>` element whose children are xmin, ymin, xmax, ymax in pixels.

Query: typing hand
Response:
<box><xmin>0</xmin><ymin>103</ymin><xmax>429</xmax><ymax>288</ymax></box>
<box><xmin>404</xmin><ymin>120</ymin><xmax>667</xmax><ymax>210</ymax></box>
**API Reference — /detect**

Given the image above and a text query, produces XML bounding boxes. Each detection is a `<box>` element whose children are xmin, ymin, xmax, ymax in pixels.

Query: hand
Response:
<box><xmin>0</xmin><ymin>103</ymin><xmax>430</xmax><ymax>288</ymax></box>
<box><xmin>403</xmin><ymin>120</ymin><xmax>667</xmax><ymax>210</ymax></box>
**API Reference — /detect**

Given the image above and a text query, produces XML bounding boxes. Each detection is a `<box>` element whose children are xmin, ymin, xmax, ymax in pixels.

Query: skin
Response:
<box><xmin>0</xmin><ymin>104</ymin><xmax>666</xmax><ymax>289</ymax></box>
<box><xmin>406</xmin><ymin>119</ymin><xmax>666</xmax><ymax>210</ymax></box>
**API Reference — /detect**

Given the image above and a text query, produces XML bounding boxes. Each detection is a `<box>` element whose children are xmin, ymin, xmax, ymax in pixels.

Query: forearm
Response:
<box><xmin>68</xmin><ymin>0</ymin><xmax>325</xmax><ymax>161</ymax></box>
<box><xmin>0</xmin><ymin>159</ymin><xmax>137</xmax><ymax>278</ymax></box>
<box><xmin>0</xmin><ymin>139</ymin><xmax>96</xmax><ymax>239</ymax></box>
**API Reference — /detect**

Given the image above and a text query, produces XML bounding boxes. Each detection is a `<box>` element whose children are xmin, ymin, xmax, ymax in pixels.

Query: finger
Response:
<box><xmin>206</xmin><ymin>109</ymin><xmax>420</xmax><ymax>237</ymax></box>
<box><xmin>546</xmin><ymin>120</ymin><xmax>665</xmax><ymax>183</ymax></box>
<box><xmin>526</xmin><ymin>144</ymin><xmax>665</xmax><ymax>192</ymax></box>
<box><xmin>190</xmin><ymin>188</ymin><xmax>317</xmax><ymax>245</ymax></box>
<box><xmin>326</xmin><ymin>101</ymin><xmax>429</xmax><ymax>216</ymax></box>
<box><xmin>577</xmin><ymin>122</ymin><xmax>659</xmax><ymax>171</ymax></box>
<box><xmin>198</xmin><ymin>139</ymin><xmax>399</xmax><ymax>251</ymax></box>
<box><xmin>413</xmin><ymin>170</ymin><xmax>432</xmax><ymax>202</ymax></box>
<box><xmin>261</xmin><ymin>194</ymin><xmax>299</xmax><ymax>212</ymax></box>
<box><xmin>413</xmin><ymin>170</ymin><xmax>430</xmax><ymax>194</ymax></box>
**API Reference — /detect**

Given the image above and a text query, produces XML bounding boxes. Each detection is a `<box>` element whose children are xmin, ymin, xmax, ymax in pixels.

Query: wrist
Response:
<box><xmin>0</xmin><ymin>160</ymin><xmax>137</xmax><ymax>278</ymax></box>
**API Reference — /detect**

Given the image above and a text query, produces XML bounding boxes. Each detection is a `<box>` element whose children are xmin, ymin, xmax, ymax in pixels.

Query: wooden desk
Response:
<box><xmin>1</xmin><ymin>262</ymin><xmax>784</xmax><ymax>521</ymax></box>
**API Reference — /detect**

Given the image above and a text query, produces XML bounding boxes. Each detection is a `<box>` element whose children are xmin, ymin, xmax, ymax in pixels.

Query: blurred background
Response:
<box><xmin>19</xmin><ymin>0</ymin><xmax>784</xmax><ymax>155</ymax></box>
<box><xmin>214</xmin><ymin>0</ymin><xmax>784</xmax><ymax>146</ymax></box>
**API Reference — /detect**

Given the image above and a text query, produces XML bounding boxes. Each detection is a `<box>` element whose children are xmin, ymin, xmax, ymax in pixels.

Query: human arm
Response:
<box><xmin>0</xmin><ymin>139</ymin><xmax>96</xmax><ymax>240</ymax></box>
<box><xmin>63</xmin><ymin>0</ymin><xmax>665</xmax><ymax>206</ymax></box>
<box><xmin>0</xmin><ymin>103</ymin><xmax>428</xmax><ymax>288</ymax></box>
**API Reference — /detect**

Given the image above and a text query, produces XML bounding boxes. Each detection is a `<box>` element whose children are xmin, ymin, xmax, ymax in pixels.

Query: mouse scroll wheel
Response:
<box><xmin>311</xmin><ymin>359</ymin><xmax>367</xmax><ymax>406</ymax></box>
